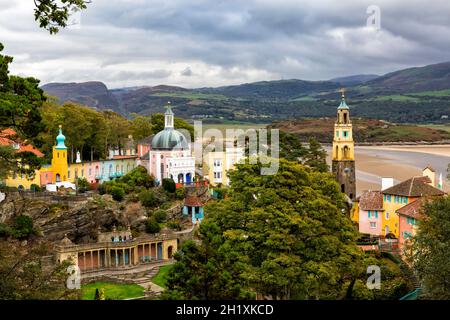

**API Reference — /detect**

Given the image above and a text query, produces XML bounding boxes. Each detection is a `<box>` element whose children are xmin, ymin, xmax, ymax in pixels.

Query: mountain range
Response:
<box><xmin>41</xmin><ymin>61</ymin><xmax>450</xmax><ymax>124</ymax></box>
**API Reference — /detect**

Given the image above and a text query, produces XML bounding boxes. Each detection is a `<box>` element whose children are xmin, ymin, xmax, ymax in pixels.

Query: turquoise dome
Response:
<box><xmin>338</xmin><ymin>97</ymin><xmax>349</xmax><ymax>110</ymax></box>
<box><xmin>56</xmin><ymin>126</ymin><xmax>67</xmax><ymax>150</ymax></box>
<box><xmin>151</xmin><ymin>128</ymin><xmax>189</xmax><ymax>150</ymax></box>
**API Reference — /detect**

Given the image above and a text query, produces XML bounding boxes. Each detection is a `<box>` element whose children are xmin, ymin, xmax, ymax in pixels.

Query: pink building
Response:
<box><xmin>358</xmin><ymin>190</ymin><xmax>383</xmax><ymax>235</ymax></box>
<box><xmin>397</xmin><ymin>197</ymin><xmax>427</xmax><ymax>249</ymax></box>
<box><xmin>137</xmin><ymin>104</ymin><xmax>195</xmax><ymax>185</ymax></box>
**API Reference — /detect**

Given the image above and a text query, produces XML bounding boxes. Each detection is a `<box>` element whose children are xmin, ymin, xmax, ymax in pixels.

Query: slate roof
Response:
<box><xmin>382</xmin><ymin>176</ymin><xmax>444</xmax><ymax>197</ymax></box>
<box><xmin>396</xmin><ymin>197</ymin><xmax>430</xmax><ymax>219</ymax></box>
<box><xmin>359</xmin><ymin>190</ymin><xmax>384</xmax><ymax>211</ymax></box>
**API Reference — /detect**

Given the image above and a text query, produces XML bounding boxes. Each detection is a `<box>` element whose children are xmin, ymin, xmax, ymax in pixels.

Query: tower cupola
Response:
<box><xmin>55</xmin><ymin>125</ymin><xmax>67</xmax><ymax>150</ymax></box>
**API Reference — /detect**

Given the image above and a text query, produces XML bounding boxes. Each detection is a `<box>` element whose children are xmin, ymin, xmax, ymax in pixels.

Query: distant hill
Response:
<box><xmin>329</xmin><ymin>74</ymin><xmax>379</xmax><ymax>86</ymax></box>
<box><xmin>360</xmin><ymin>61</ymin><xmax>450</xmax><ymax>94</ymax></box>
<box><xmin>199</xmin><ymin>79</ymin><xmax>340</xmax><ymax>99</ymax></box>
<box><xmin>42</xmin><ymin>81</ymin><xmax>122</xmax><ymax>112</ymax></box>
<box><xmin>40</xmin><ymin>61</ymin><xmax>450</xmax><ymax>124</ymax></box>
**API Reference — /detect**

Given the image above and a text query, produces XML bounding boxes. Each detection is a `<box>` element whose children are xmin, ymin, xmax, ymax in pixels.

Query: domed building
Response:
<box><xmin>138</xmin><ymin>103</ymin><xmax>196</xmax><ymax>185</ymax></box>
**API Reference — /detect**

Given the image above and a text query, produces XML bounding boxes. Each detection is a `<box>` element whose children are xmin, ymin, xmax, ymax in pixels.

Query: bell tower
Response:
<box><xmin>332</xmin><ymin>89</ymin><xmax>356</xmax><ymax>201</ymax></box>
<box><xmin>51</xmin><ymin>125</ymin><xmax>68</xmax><ymax>183</ymax></box>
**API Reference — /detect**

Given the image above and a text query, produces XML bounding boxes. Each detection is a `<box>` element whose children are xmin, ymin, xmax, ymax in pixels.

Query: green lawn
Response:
<box><xmin>152</xmin><ymin>264</ymin><xmax>174</xmax><ymax>289</ymax></box>
<box><xmin>82</xmin><ymin>282</ymin><xmax>145</xmax><ymax>300</ymax></box>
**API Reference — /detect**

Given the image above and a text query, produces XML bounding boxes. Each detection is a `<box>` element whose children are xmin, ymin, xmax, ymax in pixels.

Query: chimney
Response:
<box><xmin>422</xmin><ymin>165</ymin><xmax>436</xmax><ymax>187</ymax></box>
<box><xmin>381</xmin><ymin>177</ymin><xmax>394</xmax><ymax>191</ymax></box>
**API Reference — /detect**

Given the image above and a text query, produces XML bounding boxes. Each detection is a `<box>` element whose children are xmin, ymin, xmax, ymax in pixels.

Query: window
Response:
<box><xmin>407</xmin><ymin>217</ymin><xmax>416</xmax><ymax>225</ymax></box>
<box><xmin>343</xmin><ymin>131</ymin><xmax>348</xmax><ymax>138</ymax></box>
<box><xmin>386</xmin><ymin>212</ymin><xmax>389</xmax><ymax>220</ymax></box>
<box><xmin>374</xmin><ymin>211</ymin><xmax>378</xmax><ymax>218</ymax></box>
<box><xmin>403</xmin><ymin>231</ymin><xmax>412</xmax><ymax>239</ymax></box>
<box><xmin>387</xmin><ymin>195</ymin><xmax>391</xmax><ymax>202</ymax></box>
<box><xmin>336</xmin><ymin>131</ymin><xmax>339</xmax><ymax>138</ymax></box>
<box><xmin>370</xmin><ymin>222</ymin><xmax>377</xmax><ymax>229</ymax></box>
<box><xmin>367</xmin><ymin>210</ymin><xmax>371</xmax><ymax>218</ymax></box>
<box><xmin>89</xmin><ymin>168</ymin><xmax>92</xmax><ymax>176</ymax></box>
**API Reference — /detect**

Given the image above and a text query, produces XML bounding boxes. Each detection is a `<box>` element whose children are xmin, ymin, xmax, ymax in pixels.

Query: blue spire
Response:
<box><xmin>55</xmin><ymin>125</ymin><xmax>67</xmax><ymax>150</ymax></box>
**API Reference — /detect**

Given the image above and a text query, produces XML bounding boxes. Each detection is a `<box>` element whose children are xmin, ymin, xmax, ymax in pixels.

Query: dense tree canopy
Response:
<box><xmin>164</xmin><ymin>159</ymin><xmax>365</xmax><ymax>299</ymax></box>
<box><xmin>410</xmin><ymin>197</ymin><xmax>450</xmax><ymax>299</ymax></box>
<box><xmin>0</xmin><ymin>240</ymin><xmax>80</xmax><ymax>299</ymax></box>
<box><xmin>0</xmin><ymin>43</ymin><xmax>46</xmax><ymax>179</ymax></box>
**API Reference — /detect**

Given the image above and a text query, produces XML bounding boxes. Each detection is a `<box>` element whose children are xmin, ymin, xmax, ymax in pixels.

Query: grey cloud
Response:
<box><xmin>181</xmin><ymin>67</ymin><xmax>193</xmax><ymax>76</ymax></box>
<box><xmin>1</xmin><ymin>0</ymin><xmax>450</xmax><ymax>87</ymax></box>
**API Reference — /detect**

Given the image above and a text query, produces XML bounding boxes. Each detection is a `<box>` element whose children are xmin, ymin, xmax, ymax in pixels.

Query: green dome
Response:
<box><xmin>151</xmin><ymin>128</ymin><xmax>189</xmax><ymax>150</ymax></box>
<box><xmin>55</xmin><ymin>126</ymin><xmax>67</xmax><ymax>150</ymax></box>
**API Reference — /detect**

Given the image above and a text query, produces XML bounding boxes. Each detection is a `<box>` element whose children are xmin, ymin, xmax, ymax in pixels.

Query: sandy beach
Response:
<box><xmin>325</xmin><ymin>145</ymin><xmax>450</xmax><ymax>195</ymax></box>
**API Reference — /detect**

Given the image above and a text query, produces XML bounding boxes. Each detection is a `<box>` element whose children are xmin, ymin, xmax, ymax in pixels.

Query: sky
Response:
<box><xmin>1</xmin><ymin>0</ymin><xmax>450</xmax><ymax>89</ymax></box>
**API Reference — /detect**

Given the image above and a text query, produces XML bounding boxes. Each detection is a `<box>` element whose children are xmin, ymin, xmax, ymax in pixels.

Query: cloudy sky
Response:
<box><xmin>1</xmin><ymin>0</ymin><xmax>450</xmax><ymax>88</ymax></box>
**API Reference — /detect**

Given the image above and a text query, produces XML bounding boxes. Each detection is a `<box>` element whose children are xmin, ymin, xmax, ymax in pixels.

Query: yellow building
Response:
<box><xmin>381</xmin><ymin>172</ymin><xmax>444</xmax><ymax>237</ymax></box>
<box><xmin>203</xmin><ymin>147</ymin><xmax>245</xmax><ymax>186</ymax></box>
<box><xmin>4</xmin><ymin>126</ymin><xmax>138</xmax><ymax>190</ymax></box>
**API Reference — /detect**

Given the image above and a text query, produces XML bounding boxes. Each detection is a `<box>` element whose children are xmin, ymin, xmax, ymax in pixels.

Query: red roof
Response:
<box><xmin>184</xmin><ymin>195</ymin><xmax>204</xmax><ymax>207</ymax></box>
<box><xmin>359</xmin><ymin>190</ymin><xmax>384</xmax><ymax>211</ymax></box>
<box><xmin>396</xmin><ymin>197</ymin><xmax>430</xmax><ymax>219</ymax></box>
<box><xmin>0</xmin><ymin>129</ymin><xmax>44</xmax><ymax>157</ymax></box>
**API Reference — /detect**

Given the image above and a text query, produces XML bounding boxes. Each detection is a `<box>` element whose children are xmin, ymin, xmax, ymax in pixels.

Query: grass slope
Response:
<box><xmin>151</xmin><ymin>265</ymin><xmax>174</xmax><ymax>289</ymax></box>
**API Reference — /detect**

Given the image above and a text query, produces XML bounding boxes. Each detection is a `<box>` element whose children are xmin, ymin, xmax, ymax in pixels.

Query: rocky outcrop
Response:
<box><xmin>0</xmin><ymin>193</ymin><xmax>147</xmax><ymax>243</ymax></box>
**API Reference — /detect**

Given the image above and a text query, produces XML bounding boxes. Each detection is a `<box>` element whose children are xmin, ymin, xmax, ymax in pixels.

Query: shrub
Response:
<box><xmin>118</xmin><ymin>166</ymin><xmax>155</xmax><ymax>190</ymax></box>
<box><xmin>175</xmin><ymin>187</ymin><xmax>186</xmax><ymax>200</ymax></box>
<box><xmin>139</xmin><ymin>190</ymin><xmax>159</xmax><ymax>208</ymax></box>
<box><xmin>153</xmin><ymin>210</ymin><xmax>167</xmax><ymax>223</ymax></box>
<box><xmin>30</xmin><ymin>184</ymin><xmax>41</xmax><ymax>192</ymax></box>
<box><xmin>0</xmin><ymin>223</ymin><xmax>12</xmax><ymax>237</ymax></box>
<box><xmin>167</xmin><ymin>220</ymin><xmax>182</xmax><ymax>231</ymax></box>
<box><xmin>77</xmin><ymin>178</ymin><xmax>91</xmax><ymax>193</ymax></box>
<box><xmin>110</xmin><ymin>186</ymin><xmax>125</xmax><ymax>202</ymax></box>
<box><xmin>162</xmin><ymin>178</ymin><xmax>176</xmax><ymax>193</ymax></box>
<box><xmin>12</xmin><ymin>215</ymin><xmax>35</xmax><ymax>239</ymax></box>
<box><xmin>97</xmin><ymin>183</ymin><xmax>107</xmax><ymax>195</ymax></box>
<box><xmin>145</xmin><ymin>217</ymin><xmax>161</xmax><ymax>234</ymax></box>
